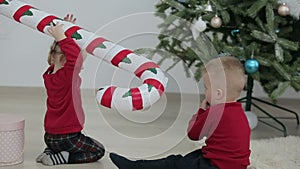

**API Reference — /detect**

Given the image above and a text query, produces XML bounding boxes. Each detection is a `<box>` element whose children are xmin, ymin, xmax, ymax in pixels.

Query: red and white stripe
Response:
<box><xmin>0</xmin><ymin>0</ymin><xmax>168</xmax><ymax>111</ymax></box>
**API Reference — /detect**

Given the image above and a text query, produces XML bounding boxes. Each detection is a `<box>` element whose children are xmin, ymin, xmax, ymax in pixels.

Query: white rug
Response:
<box><xmin>249</xmin><ymin>136</ymin><xmax>300</xmax><ymax>169</ymax></box>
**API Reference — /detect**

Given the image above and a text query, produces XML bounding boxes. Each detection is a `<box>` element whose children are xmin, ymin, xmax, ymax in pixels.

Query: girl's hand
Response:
<box><xmin>47</xmin><ymin>22</ymin><xmax>66</xmax><ymax>42</ymax></box>
<box><xmin>63</xmin><ymin>14</ymin><xmax>76</xmax><ymax>24</ymax></box>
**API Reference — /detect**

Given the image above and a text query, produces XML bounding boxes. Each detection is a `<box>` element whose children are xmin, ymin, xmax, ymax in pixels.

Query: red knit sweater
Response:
<box><xmin>188</xmin><ymin>102</ymin><xmax>251</xmax><ymax>169</ymax></box>
<box><xmin>43</xmin><ymin>38</ymin><xmax>84</xmax><ymax>134</ymax></box>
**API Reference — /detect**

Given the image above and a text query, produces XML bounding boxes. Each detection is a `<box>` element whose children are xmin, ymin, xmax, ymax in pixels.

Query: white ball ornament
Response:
<box><xmin>191</xmin><ymin>17</ymin><xmax>207</xmax><ymax>40</ymax></box>
<box><xmin>278</xmin><ymin>3</ymin><xmax>290</xmax><ymax>16</ymax></box>
<box><xmin>245</xmin><ymin>111</ymin><xmax>258</xmax><ymax>130</ymax></box>
<box><xmin>193</xmin><ymin>18</ymin><xmax>207</xmax><ymax>32</ymax></box>
<box><xmin>210</xmin><ymin>15</ymin><xmax>222</xmax><ymax>28</ymax></box>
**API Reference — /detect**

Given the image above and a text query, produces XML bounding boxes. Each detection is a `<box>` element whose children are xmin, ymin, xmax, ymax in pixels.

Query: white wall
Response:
<box><xmin>0</xmin><ymin>0</ymin><xmax>298</xmax><ymax>99</ymax></box>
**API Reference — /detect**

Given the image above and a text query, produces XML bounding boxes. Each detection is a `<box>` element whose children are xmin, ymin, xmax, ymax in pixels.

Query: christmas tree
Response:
<box><xmin>149</xmin><ymin>0</ymin><xmax>300</xmax><ymax>100</ymax></box>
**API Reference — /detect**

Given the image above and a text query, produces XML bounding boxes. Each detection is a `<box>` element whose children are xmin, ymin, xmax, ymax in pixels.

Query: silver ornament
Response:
<box><xmin>204</xmin><ymin>1</ymin><xmax>213</xmax><ymax>12</ymax></box>
<box><xmin>278</xmin><ymin>3</ymin><xmax>290</xmax><ymax>16</ymax></box>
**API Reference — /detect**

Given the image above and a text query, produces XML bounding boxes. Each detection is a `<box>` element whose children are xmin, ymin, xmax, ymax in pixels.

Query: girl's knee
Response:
<box><xmin>97</xmin><ymin>146</ymin><xmax>105</xmax><ymax>159</ymax></box>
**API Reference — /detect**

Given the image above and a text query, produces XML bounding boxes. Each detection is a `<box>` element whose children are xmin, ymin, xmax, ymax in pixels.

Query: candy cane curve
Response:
<box><xmin>0</xmin><ymin>0</ymin><xmax>168</xmax><ymax>111</ymax></box>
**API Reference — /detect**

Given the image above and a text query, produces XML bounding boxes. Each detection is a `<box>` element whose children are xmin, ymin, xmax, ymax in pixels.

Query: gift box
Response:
<box><xmin>0</xmin><ymin>113</ymin><xmax>25</xmax><ymax>166</ymax></box>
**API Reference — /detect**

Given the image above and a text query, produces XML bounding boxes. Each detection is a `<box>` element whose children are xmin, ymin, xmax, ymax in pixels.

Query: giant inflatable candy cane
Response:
<box><xmin>0</xmin><ymin>0</ymin><xmax>168</xmax><ymax>111</ymax></box>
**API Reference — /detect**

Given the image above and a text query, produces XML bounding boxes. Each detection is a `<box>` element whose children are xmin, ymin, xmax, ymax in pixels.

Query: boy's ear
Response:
<box><xmin>216</xmin><ymin>88</ymin><xmax>224</xmax><ymax>100</ymax></box>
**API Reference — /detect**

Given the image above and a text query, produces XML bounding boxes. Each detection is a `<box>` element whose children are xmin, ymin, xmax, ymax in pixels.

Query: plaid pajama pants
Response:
<box><xmin>44</xmin><ymin>132</ymin><xmax>105</xmax><ymax>164</ymax></box>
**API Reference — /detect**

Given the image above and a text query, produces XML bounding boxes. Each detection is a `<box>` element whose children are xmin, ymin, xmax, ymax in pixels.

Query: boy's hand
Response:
<box><xmin>200</xmin><ymin>99</ymin><xmax>210</xmax><ymax>110</ymax></box>
<box><xmin>63</xmin><ymin>14</ymin><xmax>76</xmax><ymax>24</ymax></box>
<box><xmin>47</xmin><ymin>22</ymin><xmax>66</xmax><ymax>42</ymax></box>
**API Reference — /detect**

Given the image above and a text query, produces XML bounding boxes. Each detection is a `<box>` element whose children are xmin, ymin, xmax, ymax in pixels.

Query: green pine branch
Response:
<box><xmin>150</xmin><ymin>0</ymin><xmax>300</xmax><ymax>100</ymax></box>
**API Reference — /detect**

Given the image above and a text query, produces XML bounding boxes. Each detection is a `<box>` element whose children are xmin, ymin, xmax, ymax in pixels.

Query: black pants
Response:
<box><xmin>138</xmin><ymin>149</ymin><xmax>218</xmax><ymax>169</ymax></box>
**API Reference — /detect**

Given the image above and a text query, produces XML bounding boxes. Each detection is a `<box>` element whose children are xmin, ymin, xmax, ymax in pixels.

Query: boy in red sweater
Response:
<box><xmin>109</xmin><ymin>56</ymin><xmax>251</xmax><ymax>169</ymax></box>
<box><xmin>36</xmin><ymin>14</ymin><xmax>105</xmax><ymax>166</ymax></box>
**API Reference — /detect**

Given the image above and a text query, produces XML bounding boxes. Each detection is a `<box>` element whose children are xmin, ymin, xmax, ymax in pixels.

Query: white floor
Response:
<box><xmin>0</xmin><ymin>87</ymin><xmax>299</xmax><ymax>169</ymax></box>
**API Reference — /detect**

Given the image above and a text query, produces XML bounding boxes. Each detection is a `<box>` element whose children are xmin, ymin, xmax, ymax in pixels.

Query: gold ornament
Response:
<box><xmin>210</xmin><ymin>15</ymin><xmax>222</xmax><ymax>28</ymax></box>
<box><xmin>278</xmin><ymin>3</ymin><xmax>290</xmax><ymax>16</ymax></box>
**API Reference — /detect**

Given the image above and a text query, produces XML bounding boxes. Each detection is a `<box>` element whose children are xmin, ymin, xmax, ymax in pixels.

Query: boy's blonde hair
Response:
<box><xmin>47</xmin><ymin>41</ymin><xmax>64</xmax><ymax>65</ymax></box>
<box><xmin>202</xmin><ymin>56</ymin><xmax>245</xmax><ymax>101</ymax></box>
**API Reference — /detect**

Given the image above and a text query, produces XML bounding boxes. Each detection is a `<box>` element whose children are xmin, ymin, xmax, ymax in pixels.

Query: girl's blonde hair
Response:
<box><xmin>47</xmin><ymin>41</ymin><xmax>64</xmax><ymax>65</ymax></box>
